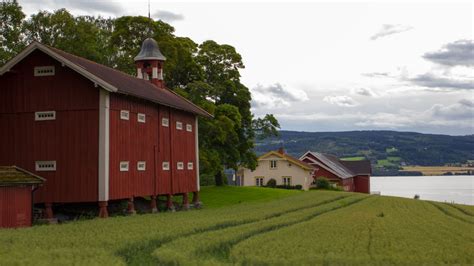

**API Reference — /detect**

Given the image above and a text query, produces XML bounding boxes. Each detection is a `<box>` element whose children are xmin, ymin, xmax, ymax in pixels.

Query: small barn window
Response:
<box><xmin>35</xmin><ymin>111</ymin><xmax>56</xmax><ymax>121</ymax></box>
<box><xmin>177</xmin><ymin>162</ymin><xmax>184</xmax><ymax>170</ymax></box>
<box><xmin>187</xmin><ymin>162</ymin><xmax>194</xmax><ymax>170</ymax></box>
<box><xmin>176</xmin><ymin>121</ymin><xmax>183</xmax><ymax>130</ymax></box>
<box><xmin>162</xmin><ymin>118</ymin><xmax>169</xmax><ymax>127</ymax></box>
<box><xmin>34</xmin><ymin>66</ymin><xmax>55</xmax><ymax>76</ymax></box>
<box><xmin>120</xmin><ymin>110</ymin><xmax>130</xmax><ymax>120</ymax></box>
<box><xmin>35</xmin><ymin>161</ymin><xmax>56</xmax><ymax>171</ymax></box>
<box><xmin>120</xmin><ymin>161</ymin><xmax>129</xmax><ymax>171</ymax></box>
<box><xmin>162</xmin><ymin>161</ymin><xmax>170</xmax><ymax>171</ymax></box>
<box><xmin>137</xmin><ymin>113</ymin><xmax>146</xmax><ymax>123</ymax></box>
<box><xmin>186</xmin><ymin>124</ymin><xmax>192</xmax><ymax>132</ymax></box>
<box><xmin>270</xmin><ymin>160</ymin><xmax>277</xmax><ymax>169</ymax></box>
<box><xmin>137</xmin><ymin>161</ymin><xmax>146</xmax><ymax>171</ymax></box>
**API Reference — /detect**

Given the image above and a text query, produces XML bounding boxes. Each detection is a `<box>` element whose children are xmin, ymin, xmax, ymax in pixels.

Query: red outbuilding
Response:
<box><xmin>300</xmin><ymin>151</ymin><xmax>371</xmax><ymax>193</ymax></box>
<box><xmin>0</xmin><ymin>166</ymin><xmax>45</xmax><ymax>228</ymax></box>
<box><xmin>0</xmin><ymin>38</ymin><xmax>212</xmax><ymax>220</ymax></box>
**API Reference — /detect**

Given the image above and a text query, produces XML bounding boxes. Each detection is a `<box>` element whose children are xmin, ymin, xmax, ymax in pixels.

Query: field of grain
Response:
<box><xmin>0</xmin><ymin>187</ymin><xmax>472</xmax><ymax>265</ymax></box>
<box><xmin>402</xmin><ymin>166</ymin><xmax>474</xmax><ymax>175</ymax></box>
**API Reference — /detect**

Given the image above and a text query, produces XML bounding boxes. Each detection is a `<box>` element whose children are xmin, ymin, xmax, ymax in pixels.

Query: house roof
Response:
<box><xmin>259</xmin><ymin>151</ymin><xmax>314</xmax><ymax>171</ymax></box>
<box><xmin>300</xmin><ymin>151</ymin><xmax>372</xmax><ymax>179</ymax></box>
<box><xmin>0</xmin><ymin>166</ymin><xmax>45</xmax><ymax>186</ymax></box>
<box><xmin>340</xmin><ymin>160</ymin><xmax>372</xmax><ymax>175</ymax></box>
<box><xmin>0</xmin><ymin>41</ymin><xmax>212</xmax><ymax>118</ymax></box>
<box><xmin>134</xmin><ymin>38</ymin><xmax>167</xmax><ymax>61</ymax></box>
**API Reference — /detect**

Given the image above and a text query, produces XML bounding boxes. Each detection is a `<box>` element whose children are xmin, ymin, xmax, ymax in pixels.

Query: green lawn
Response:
<box><xmin>0</xmin><ymin>187</ymin><xmax>472</xmax><ymax>265</ymax></box>
<box><xmin>340</xmin><ymin>156</ymin><xmax>365</xmax><ymax>161</ymax></box>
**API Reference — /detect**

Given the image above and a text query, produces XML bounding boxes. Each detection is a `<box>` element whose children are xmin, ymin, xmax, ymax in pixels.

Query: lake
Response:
<box><xmin>371</xmin><ymin>175</ymin><xmax>474</xmax><ymax>206</ymax></box>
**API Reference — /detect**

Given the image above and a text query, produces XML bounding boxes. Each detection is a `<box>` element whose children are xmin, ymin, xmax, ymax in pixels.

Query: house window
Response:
<box><xmin>120</xmin><ymin>110</ymin><xmax>129</xmax><ymax>120</ymax></box>
<box><xmin>186</xmin><ymin>124</ymin><xmax>192</xmax><ymax>132</ymax></box>
<box><xmin>162</xmin><ymin>161</ymin><xmax>170</xmax><ymax>171</ymax></box>
<box><xmin>120</xmin><ymin>161</ymin><xmax>129</xmax><ymax>171</ymax></box>
<box><xmin>187</xmin><ymin>162</ymin><xmax>194</xmax><ymax>170</ymax></box>
<box><xmin>137</xmin><ymin>161</ymin><xmax>146</xmax><ymax>171</ymax></box>
<box><xmin>35</xmin><ymin>111</ymin><xmax>56</xmax><ymax>121</ymax></box>
<box><xmin>137</xmin><ymin>113</ymin><xmax>146</xmax><ymax>123</ymax></box>
<box><xmin>34</xmin><ymin>66</ymin><xmax>55</xmax><ymax>76</ymax></box>
<box><xmin>176</xmin><ymin>121</ymin><xmax>183</xmax><ymax>130</ymax></box>
<box><xmin>255</xmin><ymin>177</ymin><xmax>264</xmax><ymax>186</ymax></box>
<box><xmin>282</xmin><ymin>176</ymin><xmax>292</xmax><ymax>186</ymax></box>
<box><xmin>177</xmin><ymin>162</ymin><xmax>184</xmax><ymax>170</ymax></box>
<box><xmin>270</xmin><ymin>160</ymin><xmax>277</xmax><ymax>169</ymax></box>
<box><xmin>35</xmin><ymin>161</ymin><xmax>56</xmax><ymax>171</ymax></box>
<box><xmin>162</xmin><ymin>117</ymin><xmax>169</xmax><ymax>127</ymax></box>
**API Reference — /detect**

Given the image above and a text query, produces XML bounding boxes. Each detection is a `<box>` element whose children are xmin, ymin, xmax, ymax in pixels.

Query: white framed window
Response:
<box><xmin>137</xmin><ymin>161</ymin><xmax>146</xmax><ymax>171</ymax></box>
<box><xmin>35</xmin><ymin>111</ymin><xmax>56</xmax><ymax>121</ymax></box>
<box><xmin>34</xmin><ymin>66</ymin><xmax>55</xmax><ymax>76</ymax></box>
<box><xmin>35</xmin><ymin>161</ymin><xmax>56</xmax><ymax>171</ymax></box>
<box><xmin>282</xmin><ymin>176</ymin><xmax>292</xmax><ymax>186</ymax></box>
<box><xmin>162</xmin><ymin>117</ymin><xmax>169</xmax><ymax>127</ymax></box>
<box><xmin>176</xmin><ymin>121</ymin><xmax>183</xmax><ymax>130</ymax></box>
<box><xmin>270</xmin><ymin>160</ymin><xmax>277</xmax><ymax>169</ymax></box>
<box><xmin>120</xmin><ymin>110</ymin><xmax>130</xmax><ymax>120</ymax></box>
<box><xmin>120</xmin><ymin>161</ymin><xmax>129</xmax><ymax>171</ymax></box>
<box><xmin>186</xmin><ymin>124</ymin><xmax>192</xmax><ymax>132</ymax></box>
<box><xmin>255</xmin><ymin>177</ymin><xmax>264</xmax><ymax>187</ymax></box>
<box><xmin>162</xmin><ymin>161</ymin><xmax>170</xmax><ymax>171</ymax></box>
<box><xmin>187</xmin><ymin>162</ymin><xmax>194</xmax><ymax>170</ymax></box>
<box><xmin>137</xmin><ymin>113</ymin><xmax>146</xmax><ymax>123</ymax></box>
<box><xmin>177</xmin><ymin>162</ymin><xmax>184</xmax><ymax>170</ymax></box>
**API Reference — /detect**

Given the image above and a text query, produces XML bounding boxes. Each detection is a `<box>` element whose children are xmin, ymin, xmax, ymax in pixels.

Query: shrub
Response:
<box><xmin>266</xmin><ymin>178</ymin><xmax>277</xmax><ymax>188</ymax></box>
<box><xmin>316</xmin><ymin>177</ymin><xmax>331</xmax><ymax>189</ymax></box>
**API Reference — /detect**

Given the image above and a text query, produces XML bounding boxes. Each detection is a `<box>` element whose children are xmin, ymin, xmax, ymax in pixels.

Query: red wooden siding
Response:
<box><xmin>0</xmin><ymin>186</ymin><xmax>33</xmax><ymax>228</ymax></box>
<box><xmin>354</xmin><ymin>175</ymin><xmax>370</xmax><ymax>193</ymax></box>
<box><xmin>157</xmin><ymin>107</ymin><xmax>171</xmax><ymax>195</ymax></box>
<box><xmin>0</xmin><ymin>50</ymin><xmax>99</xmax><ymax>203</ymax></box>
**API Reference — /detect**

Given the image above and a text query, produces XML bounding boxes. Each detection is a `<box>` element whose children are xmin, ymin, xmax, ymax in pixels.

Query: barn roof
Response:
<box><xmin>300</xmin><ymin>151</ymin><xmax>372</xmax><ymax>179</ymax></box>
<box><xmin>0</xmin><ymin>41</ymin><xmax>211</xmax><ymax>118</ymax></box>
<box><xmin>0</xmin><ymin>166</ymin><xmax>45</xmax><ymax>186</ymax></box>
<box><xmin>259</xmin><ymin>150</ymin><xmax>314</xmax><ymax>171</ymax></box>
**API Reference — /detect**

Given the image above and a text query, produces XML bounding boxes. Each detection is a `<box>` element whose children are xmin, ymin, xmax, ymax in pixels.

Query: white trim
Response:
<box><xmin>34</xmin><ymin>66</ymin><xmax>55</xmax><ymax>76</ymax></box>
<box><xmin>35</xmin><ymin>111</ymin><xmax>56</xmax><ymax>121</ymax></box>
<box><xmin>195</xmin><ymin>117</ymin><xmax>200</xmax><ymax>191</ymax></box>
<box><xmin>176</xmin><ymin>121</ymin><xmax>183</xmax><ymax>130</ymax></box>
<box><xmin>0</xmin><ymin>42</ymin><xmax>118</xmax><ymax>92</ymax></box>
<box><xmin>120</xmin><ymin>161</ymin><xmax>129</xmax><ymax>172</ymax></box>
<box><xmin>187</xmin><ymin>162</ymin><xmax>194</xmax><ymax>170</ymax></box>
<box><xmin>98</xmin><ymin>90</ymin><xmax>110</xmax><ymax>201</ymax></box>
<box><xmin>137</xmin><ymin>113</ymin><xmax>146</xmax><ymax>123</ymax></box>
<box><xmin>137</xmin><ymin>161</ymin><xmax>146</xmax><ymax>171</ymax></box>
<box><xmin>120</xmin><ymin>110</ymin><xmax>129</xmax><ymax>120</ymax></box>
<box><xmin>186</xmin><ymin>124</ymin><xmax>192</xmax><ymax>132</ymax></box>
<box><xmin>152</xmin><ymin>67</ymin><xmax>158</xmax><ymax>79</ymax></box>
<box><xmin>35</xmin><ymin>161</ymin><xmax>56</xmax><ymax>171</ymax></box>
<box><xmin>177</xmin><ymin>162</ymin><xmax>184</xmax><ymax>170</ymax></box>
<box><xmin>137</xmin><ymin>68</ymin><xmax>143</xmax><ymax>79</ymax></box>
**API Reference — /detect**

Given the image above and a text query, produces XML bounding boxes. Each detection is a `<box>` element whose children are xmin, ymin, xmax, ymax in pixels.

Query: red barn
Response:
<box><xmin>0</xmin><ymin>166</ymin><xmax>44</xmax><ymax>228</ymax></box>
<box><xmin>0</xmin><ymin>38</ymin><xmax>211</xmax><ymax>218</ymax></box>
<box><xmin>300</xmin><ymin>151</ymin><xmax>371</xmax><ymax>193</ymax></box>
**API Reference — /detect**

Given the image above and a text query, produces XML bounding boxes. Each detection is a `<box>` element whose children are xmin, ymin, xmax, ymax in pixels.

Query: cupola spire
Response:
<box><xmin>134</xmin><ymin>38</ymin><xmax>166</xmax><ymax>88</ymax></box>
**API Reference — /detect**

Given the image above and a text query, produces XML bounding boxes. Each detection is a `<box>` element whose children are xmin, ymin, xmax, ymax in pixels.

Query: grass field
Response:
<box><xmin>401</xmin><ymin>166</ymin><xmax>474</xmax><ymax>175</ymax></box>
<box><xmin>340</xmin><ymin>156</ymin><xmax>365</xmax><ymax>161</ymax></box>
<box><xmin>0</xmin><ymin>187</ymin><xmax>473</xmax><ymax>265</ymax></box>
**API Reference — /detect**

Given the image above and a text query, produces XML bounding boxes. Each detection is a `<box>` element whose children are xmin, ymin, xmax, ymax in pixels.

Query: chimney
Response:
<box><xmin>277</xmin><ymin>147</ymin><xmax>285</xmax><ymax>155</ymax></box>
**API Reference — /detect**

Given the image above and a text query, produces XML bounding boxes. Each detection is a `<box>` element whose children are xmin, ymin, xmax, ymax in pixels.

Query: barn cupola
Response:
<box><xmin>134</xmin><ymin>38</ymin><xmax>166</xmax><ymax>88</ymax></box>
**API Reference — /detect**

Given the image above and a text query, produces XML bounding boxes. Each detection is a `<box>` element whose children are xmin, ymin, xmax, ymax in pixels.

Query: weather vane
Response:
<box><xmin>148</xmin><ymin>0</ymin><xmax>151</xmax><ymax>19</ymax></box>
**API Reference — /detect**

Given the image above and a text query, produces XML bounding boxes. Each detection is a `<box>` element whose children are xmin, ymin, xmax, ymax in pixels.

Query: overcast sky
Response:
<box><xmin>18</xmin><ymin>0</ymin><xmax>474</xmax><ymax>135</ymax></box>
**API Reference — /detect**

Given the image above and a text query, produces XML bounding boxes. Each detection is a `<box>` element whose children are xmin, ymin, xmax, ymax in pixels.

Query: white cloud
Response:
<box><xmin>251</xmin><ymin>83</ymin><xmax>309</xmax><ymax>109</ymax></box>
<box><xmin>352</xmin><ymin>87</ymin><xmax>376</xmax><ymax>97</ymax></box>
<box><xmin>370</xmin><ymin>24</ymin><xmax>413</xmax><ymax>40</ymax></box>
<box><xmin>323</xmin><ymin>95</ymin><xmax>359</xmax><ymax>107</ymax></box>
<box><xmin>153</xmin><ymin>10</ymin><xmax>184</xmax><ymax>22</ymax></box>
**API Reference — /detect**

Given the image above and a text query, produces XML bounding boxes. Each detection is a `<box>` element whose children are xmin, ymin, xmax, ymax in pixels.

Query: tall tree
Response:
<box><xmin>0</xmin><ymin>0</ymin><xmax>25</xmax><ymax>65</ymax></box>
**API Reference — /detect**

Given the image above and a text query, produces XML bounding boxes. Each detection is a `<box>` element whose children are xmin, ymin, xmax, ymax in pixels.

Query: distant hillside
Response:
<box><xmin>255</xmin><ymin>130</ymin><xmax>474</xmax><ymax>176</ymax></box>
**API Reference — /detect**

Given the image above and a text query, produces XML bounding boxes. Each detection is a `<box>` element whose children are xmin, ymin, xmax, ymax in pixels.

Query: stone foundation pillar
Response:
<box><xmin>182</xmin><ymin>193</ymin><xmax>190</xmax><ymax>210</ymax></box>
<box><xmin>150</xmin><ymin>195</ymin><xmax>158</xmax><ymax>213</ymax></box>
<box><xmin>127</xmin><ymin>197</ymin><xmax>136</xmax><ymax>215</ymax></box>
<box><xmin>98</xmin><ymin>201</ymin><xmax>108</xmax><ymax>218</ymax></box>
<box><xmin>192</xmin><ymin>191</ymin><xmax>202</xmax><ymax>208</ymax></box>
<box><xmin>44</xmin><ymin>203</ymin><xmax>54</xmax><ymax>219</ymax></box>
<box><xmin>166</xmin><ymin>194</ymin><xmax>175</xmax><ymax>212</ymax></box>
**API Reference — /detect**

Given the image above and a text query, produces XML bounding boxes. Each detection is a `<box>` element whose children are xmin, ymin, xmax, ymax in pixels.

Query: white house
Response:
<box><xmin>237</xmin><ymin>148</ymin><xmax>315</xmax><ymax>190</ymax></box>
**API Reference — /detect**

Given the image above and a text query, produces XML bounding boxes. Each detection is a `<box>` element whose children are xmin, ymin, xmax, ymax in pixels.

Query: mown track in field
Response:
<box><xmin>117</xmin><ymin>194</ymin><xmax>350</xmax><ymax>265</ymax></box>
<box><xmin>429</xmin><ymin>202</ymin><xmax>474</xmax><ymax>225</ymax></box>
<box><xmin>152</xmin><ymin>195</ymin><xmax>368</xmax><ymax>265</ymax></box>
